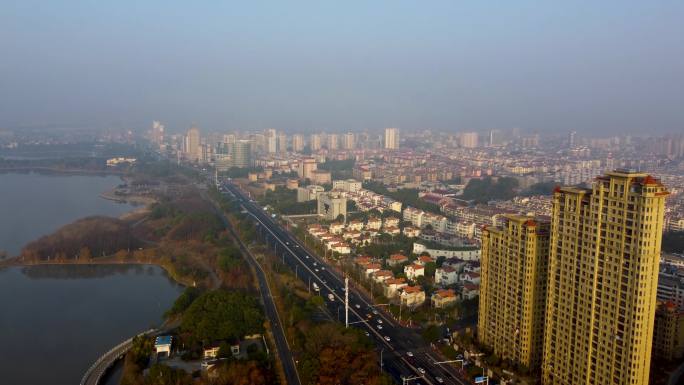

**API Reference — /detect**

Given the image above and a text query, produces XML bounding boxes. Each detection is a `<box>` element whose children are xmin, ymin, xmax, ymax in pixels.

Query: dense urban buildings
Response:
<box><xmin>542</xmin><ymin>171</ymin><xmax>668</xmax><ymax>385</ymax></box>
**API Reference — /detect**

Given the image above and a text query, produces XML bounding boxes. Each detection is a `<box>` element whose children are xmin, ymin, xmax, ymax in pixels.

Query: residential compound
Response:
<box><xmin>479</xmin><ymin>171</ymin><xmax>669</xmax><ymax>385</ymax></box>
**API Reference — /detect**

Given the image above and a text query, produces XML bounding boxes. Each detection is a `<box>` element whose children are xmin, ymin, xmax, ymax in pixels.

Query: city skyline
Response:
<box><xmin>2</xmin><ymin>1</ymin><xmax>683</xmax><ymax>134</ymax></box>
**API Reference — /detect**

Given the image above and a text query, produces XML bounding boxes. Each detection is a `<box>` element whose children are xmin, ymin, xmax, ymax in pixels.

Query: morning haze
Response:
<box><xmin>1</xmin><ymin>1</ymin><xmax>682</xmax><ymax>134</ymax></box>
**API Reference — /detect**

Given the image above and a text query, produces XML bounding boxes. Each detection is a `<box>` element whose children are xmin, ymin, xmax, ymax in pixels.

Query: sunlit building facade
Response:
<box><xmin>478</xmin><ymin>215</ymin><xmax>550</xmax><ymax>371</ymax></box>
<box><xmin>542</xmin><ymin>171</ymin><xmax>668</xmax><ymax>385</ymax></box>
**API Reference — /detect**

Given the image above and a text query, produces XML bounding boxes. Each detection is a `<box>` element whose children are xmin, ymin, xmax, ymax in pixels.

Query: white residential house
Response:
<box><xmin>331</xmin><ymin>243</ymin><xmax>351</xmax><ymax>254</ymax></box>
<box><xmin>461</xmin><ymin>272</ymin><xmax>481</xmax><ymax>284</ymax></box>
<box><xmin>384</xmin><ymin>216</ymin><xmax>401</xmax><ymax>228</ymax></box>
<box><xmin>404</xmin><ymin>264</ymin><xmax>425</xmax><ymax>281</ymax></box>
<box><xmin>462</xmin><ymin>283</ymin><xmax>480</xmax><ymax>300</ymax></box>
<box><xmin>402</xmin><ymin>226</ymin><xmax>421</xmax><ymax>238</ymax></box>
<box><xmin>347</xmin><ymin>220</ymin><xmax>365</xmax><ymax>231</ymax></box>
<box><xmin>372</xmin><ymin>270</ymin><xmax>394</xmax><ymax>283</ymax></box>
<box><xmin>366</xmin><ymin>217</ymin><xmax>382</xmax><ymax>230</ymax></box>
<box><xmin>383</xmin><ymin>226</ymin><xmax>400</xmax><ymax>235</ymax></box>
<box><xmin>435</xmin><ymin>266</ymin><xmax>459</xmax><ymax>286</ymax></box>
<box><xmin>329</xmin><ymin>222</ymin><xmax>345</xmax><ymax>235</ymax></box>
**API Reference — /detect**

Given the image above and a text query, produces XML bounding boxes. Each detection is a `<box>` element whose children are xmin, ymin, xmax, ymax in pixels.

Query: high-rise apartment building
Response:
<box><xmin>231</xmin><ymin>140</ymin><xmax>252</xmax><ymax>168</ymax></box>
<box><xmin>265</xmin><ymin>128</ymin><xmax>277</xmax><ymax>153</ymax></box>
<box><xmin>151</xmin><ymin>120</ymin><xmax>165</xmax><ymax>145</ymax></box>
<box><xmin>460</xmin><ymin>132</ymin><xmax>479</xmax><ymax>148</ymax></box>
<box><xmin>277</xmin><ymin>133</ymin><xmax>288</xmax><ymax>153</ymax></box>
<box><xmin>185</xmin><ymin>126</ymin><xmax>201</xmax><ymax>162</ymax></box>
<box><xmin>327</xmin><ymin>133</ymin><xmax>339</xmax><ymax>150</ymax></box>
<box><xmin>542</xmin><ymin>171</ymin><xmax>668</xmax><ymax>385</ymax></box>
<box><xmin>478</xmin><ymin>215</ymin><xmax>550</xmax><ymax>371</ymax></box>
<box><xmin>343</xmin><ymin>132</ymin><xmax>356</xmax><ymax>150</ymax></box>
<box><xmin>384</xmin><ymin>127</ymin><xmax>399</xmax><ymax>149</ymax></box>
<box><xmin>568</xmin><ymin>130</ymin><xmax>577</xmax><ymax>148</ymax></box>
<box><xmin>310</xmin><ymin>133</ymin><xmax>322</xmax><ymax>151</ymax></box>
<box><xmin>292</xmin><ymin>134</ymin><xmax>305</xmax><ymax>152</ymax></box>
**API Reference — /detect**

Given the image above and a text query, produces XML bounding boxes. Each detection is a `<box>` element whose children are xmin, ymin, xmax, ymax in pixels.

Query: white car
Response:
<box><xmin>417</xmin><ymin>367</ymin><xmax>425</xmax><ymax>374</ymax></box>
<box><xmin>355</xmin><ymin>304</ymin><xmax>361</xmax><ymax>309</ymax></box>
<box><xmin>435</xmin><ymin>377</ymin><xmax>444</xmax><ymax>383</ymax></box>
<box><xmin>372</xmin><ymin>310</ymin><xmax>378</xmax><ymax>315</ymax></box>
<box><xmin>321</xmin><ymin>267</ymin><xmax>325</xmax><ymax>270</ymax></box>
<box><xmin>406</xmin><ymin>351</ymin><xmax>414</xmax><ymax>357</ymax></box>
<box><xmin>377</xmin><ymin>319</ymin><xmax>383</xmax><ymax>324</ymax></box>
<box><xmin>364</xmin><ymin>331</ymin><xmax>370</xmax><ymax>337</ymax></box>
<box><xmin>305</xmin><ymin>255</ymin><xmax>309</xmax><ymax>259</ymax></box>
<box><xmin>384</xmin><ymin>336</ymin><xmax>391</xmax><ymax>342</ymax></box>
<box><xmin>377</xmin><ymin>325</ymin><xmax>383</xmax><ymax>330</ymax></box>
<box><xmin>315</xmin><ymin>268</ymin><xmax>319</xmax><ymax>272</ymax></box>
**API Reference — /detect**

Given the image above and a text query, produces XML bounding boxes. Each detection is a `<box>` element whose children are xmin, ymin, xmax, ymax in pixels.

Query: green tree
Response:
<box><xmin>181</xmin><ymin>290</ymin><xmax>264</xmax><ymax>343</ymax></box>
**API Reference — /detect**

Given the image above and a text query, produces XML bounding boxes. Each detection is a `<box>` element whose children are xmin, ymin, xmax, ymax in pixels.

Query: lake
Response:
<box><xmin>0</xmin><ymin>172</ymin><xmax>135</xmax><ymax>256</ymax></box>
<box><xmin>0</xmin><ymin>172</ymin><xmax>182</xmax><ymax>385</ymax></box>
<box><xmin>0</xmin><ymin>265</ymin><xmax>183</xmax><ymax>385</ymax></box>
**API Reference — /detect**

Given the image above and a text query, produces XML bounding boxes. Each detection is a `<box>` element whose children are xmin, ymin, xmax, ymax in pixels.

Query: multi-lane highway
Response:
<box><xmin>222</xmin><ymin>181</ymin><xmax>471</xmax><ymax>385</ymax></box>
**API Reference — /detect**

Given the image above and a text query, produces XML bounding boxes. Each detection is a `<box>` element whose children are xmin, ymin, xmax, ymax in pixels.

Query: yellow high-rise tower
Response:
<box><xmin>542</xmin><ymin>171</ymin><xmax>668</xmax><ymax>385</ymax></box>
<box><xmin>478</xmin><ymin>215</ymin><xmax>550</xmax><ymax>371</ymax></box>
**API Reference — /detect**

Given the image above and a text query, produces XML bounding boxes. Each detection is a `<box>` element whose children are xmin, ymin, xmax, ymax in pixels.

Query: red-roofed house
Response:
<box><xmin>404</xmin><ymin>264</ymin><xmax>425</xmax><ymax>280</ymax></box>
<box><xmin>383</xmin><ymin>277</ymin><xmax>408</xmax><ymax>298</ymax></box>
<box><xmin>364</xmin><ymin>263</ymin><xmax>381</xmax><ymax>277</ymax></box>
<box><xmin>462</xmin><ymin>283</ymin><xmax>479</xmax><ymax>300</ymax></box>
<box><xmin>431</xmin><ymin>289</ymin><xmax>458</xmax><ymax>308</ymax></box>
<box><xmin>372</xmin><ymin>270</ymin><xmax>394</xmax><ymax>283</ymax></box>
<box><xmin>387</xmin><ymin>253</ymin><xmax>409</xmax><ymax>266</ymax></box>
<box><xmin>416</xmin><ymin>255</ymin><xmax>435</xmax><ymax>266</ymax></box>
<box><xmin>400</xmin><ymin>285</ymin><xmax>426</xmax><ymax>307</ymax></box>
<box><xmin>461</xmin><ymin>272</ymin><xmax>481</xmax><ymax>284</ymax></box>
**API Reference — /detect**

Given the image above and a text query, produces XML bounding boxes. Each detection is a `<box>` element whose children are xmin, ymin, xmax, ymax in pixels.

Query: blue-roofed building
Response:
<box><xmin>154</xmin><ymin>335</ymin><xmax>173</xmax><ymax>357</ymax></box>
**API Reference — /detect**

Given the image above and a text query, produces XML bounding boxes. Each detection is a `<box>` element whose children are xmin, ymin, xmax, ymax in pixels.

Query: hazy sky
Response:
<box><xmin>1</xmin><ymin>1</ymin><xmax>682</xmax><ymax>135</ymax></box>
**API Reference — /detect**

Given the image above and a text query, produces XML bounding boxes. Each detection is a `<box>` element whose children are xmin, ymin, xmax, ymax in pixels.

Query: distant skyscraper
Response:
<box><xmin>460</xmin><ymin>132</ymin><xmax>479</xmax><ymax>148</ymax></box>
<box><xmin>343</xmin><ymin>132</ymin><xmax>356</xmax><ymax>150</ymax></box>
<box><xmin>479</xmin><ymin>215</ymin><xmax>550</xmax><ymax>371</ymax></box>
<box><xmin>310</xmin><ymin>133</ymin><xmax>322</xmax><ymax>151</ymax></box>
<box><xmin>185</xmin><ymin>126</ymin><xmax>201</xmax><ymax>162</ymax></box>
<box><xmin>277</xmin><ymin>133</ymin><xmax>288</xmax><ymax>153</ymax></box>
<box><xmin>151</xmin><ymin>120</ymin><xmax>165</xmax><ymax>145</ymax></box>
<box><xmin>265</xmin><ymin>128</ymin><xmax>277</xmax><ymax>153</ymax></box>
<box><xmin>488</xmin><ymin>129</ymin><xmax>502</xmax><ymax>147</ymax></box>
<box><xmin>542</xmin><ymin>171</ymin><xmax>668</xmax><ymax>385</ymax></box>
<box><xmin>327</xmin><ymin>133</ymin><xmax>339</xmax><ymax>150</ymax></box>
<box><xmin>292</xmin><ymin>134</ymin><xmax>305</xmax><ymax>152</ymax></box>
<box><xmin>384</xmin><ymin>127</ymin><xmax>399</xmax><ymax>149</ymax></box>
<box><xmin>231</xmin><ymin>140</ymin><xmax>252</xmax><ymax>168</ymax></box>
<box><xmin>568</xmin><ymin>130</ymin><xmax>577</xmax><ymax>148</ymax></box>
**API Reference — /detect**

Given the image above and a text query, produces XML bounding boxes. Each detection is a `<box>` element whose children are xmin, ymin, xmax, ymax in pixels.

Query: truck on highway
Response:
<box><xmin>328</xmin><ymin>293</ymin><xmax>335</xmax><ymax>301</ymax></box>
<box><xmin>313</xmin><ymin>283</ymin><xmax>320</xmax><ymax>292</ymax></box>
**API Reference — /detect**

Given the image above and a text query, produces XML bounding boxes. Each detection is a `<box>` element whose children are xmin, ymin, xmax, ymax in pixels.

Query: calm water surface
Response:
<box><xmin>0</xmin><ymin>265</ymin><xmax>183</xmax><ymax>385</ymax></box>
<box><xmin>0</xmin><ymin>173</ymin><xmax>182</xmax><ymax>385</ymax></box>
<box><xmin>0</xmin><ymin>172</ymin><xmax>134</xmax><ymax>256</ymax></box>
